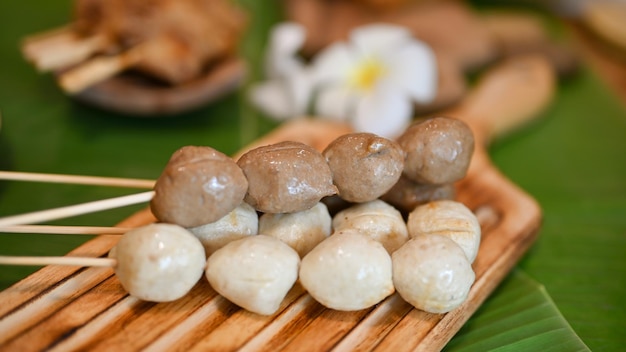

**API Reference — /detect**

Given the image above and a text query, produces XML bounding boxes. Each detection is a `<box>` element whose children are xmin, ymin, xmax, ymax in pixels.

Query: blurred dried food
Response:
<box><xmin>22</xmin><ymin>0</ymin><xmax>247</xmax><ymax>115</ymax></box>
<box><xmin>70</xmin><ymin>0</ymin><xmax>246</xmax><ymax>85</ymax></box>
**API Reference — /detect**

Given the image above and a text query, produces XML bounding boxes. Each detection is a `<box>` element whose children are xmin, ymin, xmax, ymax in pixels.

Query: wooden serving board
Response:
<box><xmin>0</xmin><ymin>54</ymin><xmax>554</xmax><ymax>351</ymax></box>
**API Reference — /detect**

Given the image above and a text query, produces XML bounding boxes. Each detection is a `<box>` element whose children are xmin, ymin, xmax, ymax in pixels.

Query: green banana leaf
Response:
<box><xmin>444</xmin><ymin>270</ymin><xmax>588</xmax><ymax>351</ymax></box>
<box><xmin>0</xmin><ymin>1</ymin><xmax>624</xmax><ymax>351</ymax></box>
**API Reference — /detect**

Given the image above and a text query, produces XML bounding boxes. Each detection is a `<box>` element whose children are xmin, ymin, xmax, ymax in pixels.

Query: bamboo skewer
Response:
<box><xmin>0</xmin><ymin>171</ymin><xmax>154</xmax><ymax>189</ymax></box>
<box><xmin>22</xmin><ymin>26</ymin><xmax>108</xmax><ymax>72</ymax></box>
<box><xmin>0</xmin><ymin>191</ymin><xmax>154</xmax><ymax>227</ymax></box>
<box><xmin>0</xmin><ymin>225</ymin><xmax>132</xmax><ymax>235</ymax></box>
<box><xmin>0</xmin><ymin>171</ymin><xmax>155</xmax><ymax>188</ymax></box>
<box><xmin>0</xmin><ymin>256</ymin><xmax>116</xmax><ymax>268</ymax></box>
<box><xmin>58</xmin><ymin>45</ymin><xmax>145</xmax><ymax>94</ymax></box>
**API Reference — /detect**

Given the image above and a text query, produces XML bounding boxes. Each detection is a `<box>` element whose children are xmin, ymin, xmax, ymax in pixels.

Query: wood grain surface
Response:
<box><xmin>0</xmin><ymin>55</ymin><xmax>554</xmax><ymax>351</ymax></box>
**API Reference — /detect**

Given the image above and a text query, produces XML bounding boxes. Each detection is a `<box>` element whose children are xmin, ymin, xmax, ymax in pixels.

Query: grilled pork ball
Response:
<box><xmin>151</xmin><ymin>145</ymin><xmax>248</xmax><ymax>228</ymax></box>
<box><xmin>380</xmin><ymin>175</ymin><xmax>456</xmax><ymax>214</ymax></box>
<box><xmin>323</xmin><ymin>133</ymin><xmax>404</xmax><ymax>203</ymax></box>
<box><xmin>397</xmin><ymin>116</ymin><xmax>474</xmax><ymax>185</ymax></box>
<box><xmin>237</xmin><ymin>141</ymin><xmax>337</xmax><ymax>214</ymax></box>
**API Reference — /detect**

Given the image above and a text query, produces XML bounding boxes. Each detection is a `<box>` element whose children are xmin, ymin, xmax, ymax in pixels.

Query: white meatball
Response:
<box><xmin>111</xmin><ymin>223</ymin><xmax>206</xmax><ymax>302</ymax></box>
<box><xmin>332</xmin><ymin>200</ymin><xmax>409</xmax><ymax>254</ymax></box>
<box><xmin>259</xmin><ymin>202</ymin><xmax>331</xmax><ymax>257</ymax></box>
<box><xmin>407</xmin><ymin>200</ymin><xmax>481</xmax><ymax>263</ymax></box>
<box><xmin>205</xmin><ymin>235</ymin><xmax>300</xmax><ymax>315</ymax></box>
<box><xmin>299</xmin><ymin>230</ymin><xmax>394</xmax><ymax>311</ymax></box>
<box><xmin>188</xmin><ymin>202</ymin><xmax>259</xmax><ymax>257</ymax></box>
<box><xmin>392</xmin><ymin>234</ymin><xmax>475</xmax><ymax>313</ymax></box>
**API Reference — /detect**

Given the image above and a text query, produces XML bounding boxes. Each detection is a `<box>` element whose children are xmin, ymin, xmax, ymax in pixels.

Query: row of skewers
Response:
<box><xmin>0</xmin><ymin>114</ymin><xmax>481</xmax><ymax>317</ymax></box>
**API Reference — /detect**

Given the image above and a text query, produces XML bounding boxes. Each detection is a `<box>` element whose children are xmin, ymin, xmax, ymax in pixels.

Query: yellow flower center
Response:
<box><xmin>349</xmin><ymin>58</ymin><xmax>386</xmax><ymax>92</ymax></box>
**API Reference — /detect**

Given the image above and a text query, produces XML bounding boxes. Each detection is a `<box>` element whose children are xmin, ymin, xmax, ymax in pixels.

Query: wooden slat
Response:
<box><xmin>1</xmin><ymin>275</ymin><xmax>125</xmax><ymax>352</ymax></box>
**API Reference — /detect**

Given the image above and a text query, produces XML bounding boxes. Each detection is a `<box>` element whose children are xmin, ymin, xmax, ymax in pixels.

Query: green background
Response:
<box><xmin>0</xmin><ymin>1</ymin><xmax>624</xmax><ymax>351</ymax></box>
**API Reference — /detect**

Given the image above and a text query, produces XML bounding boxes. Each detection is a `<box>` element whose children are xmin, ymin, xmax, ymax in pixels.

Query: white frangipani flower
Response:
<box><xmin>248</xmin><ymin>23</ymin><xmax>313</xmax><ymax>120</ymax></box>
<box><xmin>312</xmin><ymin>24</ymin><xmax>437</xmax><ymax>138</ymax></box>
<box><xmin>249</xmin><ymin>22</ymin><xmax>438</xmax><ymax>138</ymax></box>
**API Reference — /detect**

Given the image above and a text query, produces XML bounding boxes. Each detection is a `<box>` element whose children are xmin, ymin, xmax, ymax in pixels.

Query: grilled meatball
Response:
<box><xmin>397</xmin><ymin>116</ymin><xmax>474</xmax><ymax>185</ymax></box>
<box><xmin>323</xmin><ymin>133</ymin><xmax>404</xmax><ymax>203</ymax></box>
<box><xmin>380</xmin><ymin>175</ymin><xmax>456</xmax><ymax>214</ymax></box>
<box><xmin>151</xmin><ymin>145</ymin><xmax>248</xmax><ymax>228</ymax></box>
<box><xmin>237</xmin><ymin>141</ymin><xmax>337</xmax><ymax>213</ymax></box>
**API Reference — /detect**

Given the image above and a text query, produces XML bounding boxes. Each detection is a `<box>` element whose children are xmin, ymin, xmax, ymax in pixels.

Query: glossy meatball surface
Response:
<box><xmin>323</xmin><ymin>133</ymin><xmax>404</xmax><ymax>203</ymax></box>
<box><xmin>398</xmin><ymin>117</ymin><xmax>474</xmax><ymax>185</ymax></box>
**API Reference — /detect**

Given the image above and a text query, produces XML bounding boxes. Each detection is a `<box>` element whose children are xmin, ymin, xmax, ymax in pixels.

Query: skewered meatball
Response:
<box><xmin>392</xmin><ymin>234</ymin><xmax>475</xmax><ymax>313</ymax></box>
<box><xmin>205</xmin><ymin>235</ymin><xmax>300</xmax><ymax>316</ymax></box>
<box><xmin>237</xmin><ymin>141</ymin><xmax>337</xmax><ymax>214</ymax></box>
<box><xmin>188</xmin><ymin>202</ymin><xmax>258</xmax><ymax>257</ymax></box>
<box><xmin>259</xmin><ymin>202</ymin><xmax>332</xmax><ymax>257</ymax></box>
<box><xmin>110</xmin><ymin>223</ymin><xmax>206</xmax><ymax>302</ymax></box>
<box><xmin>407</xmin><ymin>200</ymin><xmax>481</xmax><ymax>263</ymax></box>
<box><xmin>380</xmin><ymin>175</ymin><xmax>456</xmax><ymax>214</ymax></box>
<box><xmin>332</xmin><ymin>200</ymin><xmax>408</xmax><ymax>254</ymax></box>
<box><xmin>151</xmin><ymin>145</ymin><xmax>248</xmax><ymax>228</ymax></box>
<box><xmin>323</xmin><ymin>133</ymin><xmax>404</xmax><ymax>203</ymax></box>
<box><xmin>299</xmin><ymin>229</ymin><xmax>394</xmax><ymax>311</ymax></box>
<box><xmin>397</xmin><ymin>116</ymin><xmax>474</xmax><ymax>185</ymax></box>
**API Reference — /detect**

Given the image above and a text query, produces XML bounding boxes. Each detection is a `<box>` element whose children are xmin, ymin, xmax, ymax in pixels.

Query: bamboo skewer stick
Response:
<box><xmin>22</xmin><ymin>26</ymin><xmax>108</xmax><ymax>72</ymax></box>
<box><xmin>58</xmin><ymin>45</ymin><xmax>144</xmax><ymax>94</ymax></box>
<box><xmin>0</xmin><ymin>171</ymin><xmax>155</xmax><ymax>188</ymax></box>
<box><xmin>0</xmin><ymin>256</ymin><xmax>116</xmax><ymax>267</ymax></box>
<box><xmin>0</xmin><ymin>191</ymin><xmax>154</xmax><ymax>227</ymax></box>
<box><xmin>0</xmin><ymin>225</ymin><xmax>132</xmax><ymax>235</ymax></box>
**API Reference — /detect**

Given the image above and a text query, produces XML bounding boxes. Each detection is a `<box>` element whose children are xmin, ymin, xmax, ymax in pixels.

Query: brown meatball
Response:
<box><xmin>237</xmin><ymin>141</ymin><xmax>337</xmax><ymax>213</ymax></box>
<box><xmin>397</xmin><ymin>117</ymin><xmax>474</xmax><ymax>185</ymax></box>
<box><xmin>151</xmin><ymin>145</ymin><xmax>248</xmax><ymax>228</ymax></box>
<box><xmin>323</xmin><ymin>133</ymin><xmax>405</xmax><ymax>203</ymax></box>
<box><xmin>381</xmin><ymin>175</ymin><xmax>456</xmax><ymax>214</ymax></box>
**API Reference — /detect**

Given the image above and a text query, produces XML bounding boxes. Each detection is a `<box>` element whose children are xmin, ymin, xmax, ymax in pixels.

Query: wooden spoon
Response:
<box><xmin>0</xmin><ymin>55</ymin><xmax>555</xmax><ymax>351</ymax></box>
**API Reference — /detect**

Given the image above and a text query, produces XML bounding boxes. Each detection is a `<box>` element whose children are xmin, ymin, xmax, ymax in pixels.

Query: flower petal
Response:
<box><xmin>265</xmin><ymin>22</ymin><xmax>307</xmax><ymax>78</ymax></box>
<box><xmin>315</xmin><ymin>85</ymin><xmax>356</xmax><ymax>123</ymax></box>
<box><xmin>384</xmin><ymin>41</ymin><xmax>438</xmax><ymax>103</ymax></box>
<box><xmin>311</xmin><ymin>42</ymin><xmax>357</xmax><ymax>85</ymax></box>
<box><xmin>350</xmin><ymin>24</ymin><xmax>412</xmax><ymax>57</ymax></box>
<box><xmin>284</xmin><ymin>68</ymin><xmax>315</xmax><ymax>115</ymax></box>
<box><xmin>270</xmin><ymin>22</ymin><xmax>306</xmax><ymax>55</ymax></box>
<box><xmin>353</xmin><ymin>85</ymin><xmax>412</xmax><ymax>139</ymax></box>
<box><xmin>248</xmin><ymin>80</ymin><xmax>296</xmax><ymax>121</ymax></box>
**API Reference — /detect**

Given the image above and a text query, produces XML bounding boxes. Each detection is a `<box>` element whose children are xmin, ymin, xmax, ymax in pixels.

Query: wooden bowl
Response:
<box><xmin>70</xmin><ymin>58</ymin><xmax>246</xmax><ymax>116</ymax></box>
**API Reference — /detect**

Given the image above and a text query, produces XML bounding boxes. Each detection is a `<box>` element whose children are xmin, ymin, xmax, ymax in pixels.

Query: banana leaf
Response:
<box><xmin>445</xmin><ymin>270</ymin><xmax>588</xmax><ymax>351</ymax></box>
